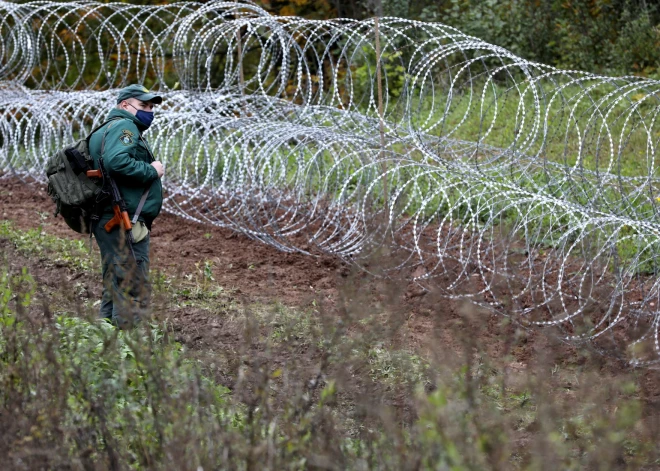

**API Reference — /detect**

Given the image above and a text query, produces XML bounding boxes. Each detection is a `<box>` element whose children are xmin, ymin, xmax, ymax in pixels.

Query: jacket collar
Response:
<box><xmin>107</xmin><ymin>108</ymin><xmax>148</xmax><ymax>132</ymax></box>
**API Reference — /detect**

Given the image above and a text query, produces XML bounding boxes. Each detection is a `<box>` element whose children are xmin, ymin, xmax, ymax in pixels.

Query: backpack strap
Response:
<box><xmin>89</xmin><ymin>119</ymin><xmax>124</xmax><ymax>239</ymax></box>
<box><xmin>100</xmin><ymin>119</ymin><xmax>119</xmax><ymax>157</ymax></box>
<box><xmin>86</xmin><ymin>116</ymin><xmax>123</xmax><ymax>145</ymax></box>
<box><xmin>63</xmin><ymin>117</ymin><xmax>125</xmax><ymax>177</ymax></box>
<box><xmin>138</xmin><ymin>134</ymin><xmax>156</xmax><ymax>163</ymax></box>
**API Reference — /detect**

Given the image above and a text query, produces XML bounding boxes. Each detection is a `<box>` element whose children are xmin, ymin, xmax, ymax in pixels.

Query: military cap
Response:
<box><xmin>116</xmin><ymin>84</ymin><xmax>163</xmax><ymax>104</ymax></box>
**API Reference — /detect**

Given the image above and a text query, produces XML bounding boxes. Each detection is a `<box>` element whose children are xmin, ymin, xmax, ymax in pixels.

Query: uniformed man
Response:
<box><xmin>89</xmin><ymin>84</ymin><xmax>165</xmax><ymax>327</ymax></box>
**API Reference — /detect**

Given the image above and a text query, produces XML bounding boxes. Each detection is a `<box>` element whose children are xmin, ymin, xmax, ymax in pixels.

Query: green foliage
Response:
<box><xmin>260</xmin><ymin>0</ymin><xmax>335</xmax><ymax>19</ymax></box>
<box><xmin>9</xmin><ymin>0</ymin><xmax>660</xmax><ymax>92</ymax></box>
<box><xmin>612</xmin><ymin>6</ymin><xmax>660</xmax><ymax>75</ymax></box>
<box><xmin>406</xmin><ymin>0</ymin><xmax>660</xmax><ymax>77</ymax></box>
<box><xmin>365</xmin><ymin>345</ymin><xmax>427</xmax><ymax>385</ymax></box>
<box><xmin>0</xmin><ymin>220</ymin><xmax>94</xmax><ymax>272</ymax></box>
<box><xmin>353</xmin><ymin>48</ymin><xmax>407</xmax><ymax>100</ymax></box>
<box><xmin>0</xmin><ymin>268</ymin><xmax>235</xmax><ymax>469</ymax></box>
<box><xmin>2</xmin><ymin>223</ymin><xmax>660</xmax><ymax>468</ymax></box>
<box><xmin>381</xmin><ymin>0</ymin><xmax>411</xmax><ymax>18</ymax></box>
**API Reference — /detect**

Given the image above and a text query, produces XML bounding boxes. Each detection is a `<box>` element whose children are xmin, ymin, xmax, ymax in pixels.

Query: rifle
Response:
<box><xmin>86</xmin><ymin>158</ymin><xmax>136</xmax><ymax>261</ymax></box>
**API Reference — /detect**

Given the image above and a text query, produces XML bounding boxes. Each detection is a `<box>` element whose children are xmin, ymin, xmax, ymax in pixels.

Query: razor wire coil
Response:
<box><xmin>3</xmin><ymin>1</ymin><xmax>660</xmax><ymax>364</ymax></box>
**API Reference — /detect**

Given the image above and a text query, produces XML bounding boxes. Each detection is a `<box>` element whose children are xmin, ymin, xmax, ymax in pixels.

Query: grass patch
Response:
<box><xmin>0</xmin><ymin>266</ymin><xmax>236</xmax><ymax>469</ymax></box>
<box><xmin>0</xmin><ymin>220</ymin><xmax>95</xmax><ymax>273</ymax></box>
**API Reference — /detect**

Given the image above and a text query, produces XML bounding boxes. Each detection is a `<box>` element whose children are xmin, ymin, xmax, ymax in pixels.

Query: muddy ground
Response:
<box><xmin>2</xmin><ymin>176</ymin><xmax>660</xmax><ymax>412</ymax></box>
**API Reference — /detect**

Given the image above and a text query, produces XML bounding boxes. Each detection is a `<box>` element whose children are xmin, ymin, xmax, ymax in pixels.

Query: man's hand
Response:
<box><xmin>151</xmin><ymin>161</ymin><xmax>164</xmax><ymax>178</ymax></box>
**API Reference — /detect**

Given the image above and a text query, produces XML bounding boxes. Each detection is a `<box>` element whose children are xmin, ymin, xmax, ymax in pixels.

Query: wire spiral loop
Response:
<box><xmin>3</xmin><ymin>1</ymin><xmax>660</xmax><ymax>364</ymax></box>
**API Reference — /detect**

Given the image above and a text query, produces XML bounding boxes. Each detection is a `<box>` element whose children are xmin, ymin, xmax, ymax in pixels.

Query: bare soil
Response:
<box><xmin>2</xmin><ymin>175</ymin><xmax>660</xmax><ymax>412</ymax></box>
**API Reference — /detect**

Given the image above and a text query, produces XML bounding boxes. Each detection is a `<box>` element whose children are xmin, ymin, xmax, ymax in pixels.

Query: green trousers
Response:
<box><xmin>93</xmin><ymin>221</ymin><xmax>151</xmax><ymax>327</ymax></box>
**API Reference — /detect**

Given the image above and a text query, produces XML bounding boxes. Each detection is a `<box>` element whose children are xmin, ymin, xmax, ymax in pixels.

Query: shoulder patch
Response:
<box><xmin>119</xmin><ymin>129</ymin><xmax>134</xmax><ymax>146</ymax></box>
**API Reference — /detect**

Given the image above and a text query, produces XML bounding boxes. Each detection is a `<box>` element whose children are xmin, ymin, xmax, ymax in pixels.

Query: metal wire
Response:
<box><xmin>3</xmin><ymin>1</ymin><xmax>660</xmax><ymax>365</ymax></box>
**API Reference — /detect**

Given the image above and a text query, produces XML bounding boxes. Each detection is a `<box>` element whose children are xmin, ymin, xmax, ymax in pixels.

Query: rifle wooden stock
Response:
<box><xmin>104</xmin><ymin>204</ymin><xmax>133</xmax><ymax>232</ymax></box>
<box><xmin>86</xmin><ymin>169</ymin><xmax>102</xmax><ymax>178</ymax></box>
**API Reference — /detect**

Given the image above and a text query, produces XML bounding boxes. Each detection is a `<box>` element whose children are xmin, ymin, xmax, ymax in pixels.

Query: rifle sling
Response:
<box><xmin>132</xmin><ymin>134</ymin><xmax>155</xmax><ymax>225</ymax></box>
<box><xmin>132</xmin><ymin>189</ymin><xmax>150</xmax><ymax>225</ymax></box>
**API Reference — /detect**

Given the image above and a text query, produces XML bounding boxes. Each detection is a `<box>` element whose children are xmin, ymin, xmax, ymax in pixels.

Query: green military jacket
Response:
<box><xmin>88</xmin><ymin>109</ymin><xmax>163</xmax><ymax>229</ymax></box>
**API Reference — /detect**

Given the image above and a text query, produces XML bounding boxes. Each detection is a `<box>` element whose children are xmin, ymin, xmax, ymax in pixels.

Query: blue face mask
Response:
<box><xmin>128</xmin><ymin>103</ymin><xmax>155</xmax><ymax>128</ymax></box>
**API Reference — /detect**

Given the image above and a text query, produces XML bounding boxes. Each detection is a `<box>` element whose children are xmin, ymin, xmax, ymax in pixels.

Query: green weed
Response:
<box><xmin>2</xmin><ymin>224</ymin><xmax>659</xmax><ymax>469</ymax></box>
<box><xmin>0</xmin><ymin>220</ymin><xmax>95</xmax><ymax>272</ymax></box>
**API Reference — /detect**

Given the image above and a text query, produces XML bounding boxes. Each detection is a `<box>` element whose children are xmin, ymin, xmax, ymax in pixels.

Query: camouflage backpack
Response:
<box><xmin>45</xmin><ymin>118</ymin><xmax>120</xmax><ymax>233</ymax></box>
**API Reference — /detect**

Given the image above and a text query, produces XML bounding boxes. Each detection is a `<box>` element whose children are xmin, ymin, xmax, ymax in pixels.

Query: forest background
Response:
<box><xmin>269</xmin><ymin>0</ymin><xmax>660</xmax><ymax>78</ymax></box>
<box><xmin>85</xmin><ymin>0</ymin><xmax>660</xmax><ymax>78</ymax></box>
<box><xmin>12</xmin><ymin>0</ymin><xmax>660</xmax><ymax>89</ymax></box>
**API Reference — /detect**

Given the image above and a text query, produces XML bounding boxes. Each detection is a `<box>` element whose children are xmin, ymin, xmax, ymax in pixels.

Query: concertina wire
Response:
<box><xmin>2</xmin><ymin>1</ymin><xmax>660</xmax><ymax>365</ymax></box>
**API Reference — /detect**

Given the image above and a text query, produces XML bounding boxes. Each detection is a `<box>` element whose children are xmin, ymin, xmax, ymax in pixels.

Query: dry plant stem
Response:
<box><xmin>1</xmin><ymin>225</ymin><xmax>660</xmax><ymax>469</ymax></box>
